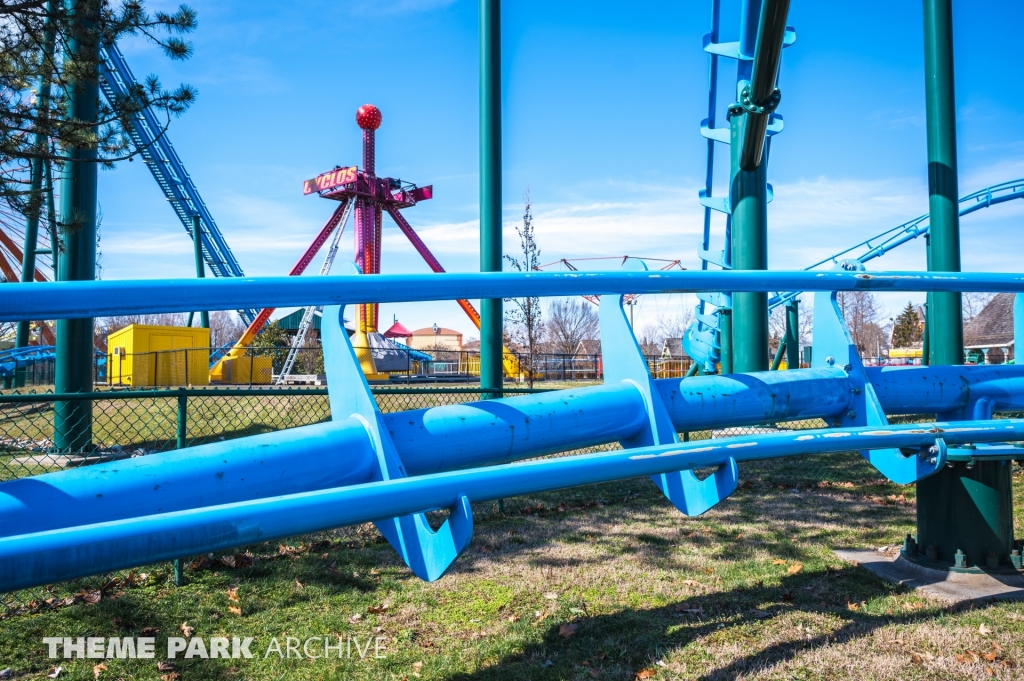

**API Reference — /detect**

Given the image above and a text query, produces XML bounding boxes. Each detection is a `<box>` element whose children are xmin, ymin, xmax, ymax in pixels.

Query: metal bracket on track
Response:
<box><xmin>599</xmin><ymin>260</ymin><xmax>738</xmax><ymax>516</ymax></box>
<box><xmin>811</xmin><ymin>286</ymin><xmax>945</xmax><ymax>484</ymax></box>
<box><xmin>321</xmin><ymin>266</ymin><xmax>472</xmax><ymax>581</ymax></box>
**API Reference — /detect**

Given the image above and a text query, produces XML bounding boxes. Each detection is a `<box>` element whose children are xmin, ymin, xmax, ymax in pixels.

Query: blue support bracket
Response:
<box><xmin>599</xmin><ymin>263</ymin><xmax>737</xmax><ymax>515</ymax></box>
<box><xmin>321</xmin><ymin>284</ymin><xmax>472</xmax><ymax>581</ymax></box>
<box><xmin>812</xmin><ymin>288</ymin><xmax>945</xmax><ymax>484</ymax></box>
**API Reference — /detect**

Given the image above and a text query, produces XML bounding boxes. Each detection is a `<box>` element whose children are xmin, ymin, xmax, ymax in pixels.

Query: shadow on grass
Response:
<box><xmin>444</xmin><ymin>564</ymin><xmax>997</xmax><ymax>681</ymax></box>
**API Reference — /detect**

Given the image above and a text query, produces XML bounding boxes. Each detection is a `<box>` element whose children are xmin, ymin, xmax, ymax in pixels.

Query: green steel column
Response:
<box><xmin>479</xmin><ymin>0</ymin><xmax>503</xmax><ymax>398</ymax></box>
<box><xmin>728</xmin><ymin>110</ymin><xmax>769</xmax><ymax>373</ymax></box>
<box><xmin>186</xmin><ymin>215</ymin><xmax>209</xmax><ymax>329</ymax></box>
<box><xmin>54</xmin><ymin>0</ymin><xmax>99</xmax><ymax>453</ymax></box>
<box><xmin>785</xmin><ymin>300</ymin><xmax>799</xmax><ymax>369</ymax></box>
<box><xmin>718</xmin><ymin>309</ymin><xmax>733</xmax><ymax>375</ymax></box>
<box><xmin>15</xmin><ymin>2</ymin><xmax>57</xmax><ymax>384</ymax></box>
<box><xmin>922</xmin><ymin>0</ymin><xmax>962</xmax><ymax>364</ymax></box>
<box><xmin>913</xmin><ymin>0</ymin><xmax>1014</xmax><ymax>572</ymax></box>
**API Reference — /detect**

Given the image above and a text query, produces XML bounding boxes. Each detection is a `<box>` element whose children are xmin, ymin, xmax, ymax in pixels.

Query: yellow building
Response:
<box><xmin>107</xmin><ymin>325</ymin><xmax>210</xmax><ymax>387</ymax></box>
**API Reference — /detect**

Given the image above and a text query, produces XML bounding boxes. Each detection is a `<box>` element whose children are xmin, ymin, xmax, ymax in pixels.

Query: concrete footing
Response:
<box><xmin>835</xmin><ymin>548</ymin><xmax>1024</xmax><ymax>602</ymax></box>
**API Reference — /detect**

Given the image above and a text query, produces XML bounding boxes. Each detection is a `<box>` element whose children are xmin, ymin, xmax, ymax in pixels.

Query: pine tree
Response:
<box><xmin>0</xmin><ymin>1</ymin><xmax>198</xmax><ymax>219</ymax></box>
<box><xmin>891</xmin><ymin>302</ymin><xmax>922</xmax><ymax>348</ymax></box>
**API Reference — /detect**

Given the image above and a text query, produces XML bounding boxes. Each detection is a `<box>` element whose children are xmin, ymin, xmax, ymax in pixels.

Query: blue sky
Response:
<box><xmin>99</xmin><ymin>0</ymin><xmax>1024</xmax><ymax>338</ymax></box>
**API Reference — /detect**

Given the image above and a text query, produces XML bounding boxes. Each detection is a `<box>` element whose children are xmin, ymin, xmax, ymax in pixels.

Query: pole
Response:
<box><xmin>15</xmin><ymin>2</ymin><xmax>56</xmax><ymax>385</ymax></box>
<box><xmin>186</xmin><ymin>215</ymin><xmax>208</xmax><ymax>328</ymax></box>
<box><xmin>785</xmin><ymin>300</ymin><xmax>799</xmax><ymax>368</ymax></box>
<box><xmin>729</xmin><ymin>107</ymin><xmax>769</xmax><ymax>373</ymax></box>
<box><xmin>54</xmin><ymin>0</ymin><xmax>99</xmax><ymax>453</ymax></box>
<box><xmin>480</xmin><ymin>0</ymin><xmax>503</xmax><ymax>399</ymax></box>
<box><xmin>913</xmin><ymin>0</ymin><xmax>1014</xmax><ymax>573</ymax></box>
<box><xmin>718</xmin><ymin>309</ymin><xmax>733</xmax><ymax>374</ymax></box>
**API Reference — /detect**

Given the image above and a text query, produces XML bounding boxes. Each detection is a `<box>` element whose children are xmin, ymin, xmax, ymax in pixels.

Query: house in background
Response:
<box><xmin>408</xmin><ymin>325</ymin><xmax>464</xmax><ymax>352</ymax></box>
<box><xmin>964</xmin><ymin>293</ymin><xmax>1014</xmax><ymax>364</ymax></box>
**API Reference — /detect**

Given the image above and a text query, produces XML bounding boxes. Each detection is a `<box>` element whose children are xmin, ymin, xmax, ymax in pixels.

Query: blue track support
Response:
<box><xmin>321</xmin><ymin>268</ymin><xmax>472</xmax><ymax>581</ymax></box>
<box><xmin>98</xmin><ymin>44</ymin><xmax>257</xmax><ymax>324</ymax></box>
<box><xmin>812</xmin><ymin>286</ymin><xmax>945</xmax><ymax>483</ymax></box>
<box><xmin>600</xmin><ymin>286</ymin><xmax>738</xmax><ymax>515</ymax></box>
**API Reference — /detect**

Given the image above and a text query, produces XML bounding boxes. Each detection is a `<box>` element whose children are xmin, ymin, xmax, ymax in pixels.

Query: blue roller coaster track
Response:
<box><xmin>767</xmin><ymin>177</ymin><xmax>1024</xmax><ymax>310</ymax></box>
<box><xmin>98</xmin><ymin>44</ymin><xmax>258</xmax><ymax>325</ymax></box>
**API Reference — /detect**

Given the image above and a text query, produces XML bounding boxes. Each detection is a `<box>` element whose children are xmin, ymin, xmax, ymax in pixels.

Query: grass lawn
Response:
<box><xmin>1</xmin><ymin>453</ymin><xmax>1022</xmax><ymax>680</ymax></box>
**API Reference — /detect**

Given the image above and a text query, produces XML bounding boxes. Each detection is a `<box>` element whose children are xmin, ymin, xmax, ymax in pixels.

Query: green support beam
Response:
<box><xmin>186</xmin><ymin>215</ymin><xmax>209</xmax><ymax>329</ymax></box>
<box><xmin>729</xmin><ymin>110</ymin><xmax>769</xmax><ymax>373</ymax></box>
<box><xmin>913</xmin><ymin>0</ymin><xmax>1015</xmax><ymax>572</ymax></box>
<box><xmin>14</xmin><ymin>2</ymin><xmax>56</xmax><ymax>387</ymax></box>
<box><xmin>54</xmin><ymin>0</ymin><xmax>100</xmax><ymax>453</ymax></box>
<box><xmin>785</xmin><ymin>300</ymin><xmax>799</xmax><ymax>369</ymax></box>
<box><xmin>479</xmin><ymin>0</ymin><xmax>503</xmax><ymax>398</ymax></box>
<box><xmin>718</xmin><ymin>308</ymin><xmax>733</xmax><ymax>375</ymax></box>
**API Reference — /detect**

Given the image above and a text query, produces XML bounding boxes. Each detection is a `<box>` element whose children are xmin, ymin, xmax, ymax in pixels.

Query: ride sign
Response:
<box><xmin>304</xmin><ymin>166</ymin><xmax>358</xmax><ymax>195</ymax></box>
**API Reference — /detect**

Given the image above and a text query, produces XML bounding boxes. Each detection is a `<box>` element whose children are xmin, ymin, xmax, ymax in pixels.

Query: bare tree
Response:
<box><xmin>835</xmin><ymin>290</ymin><xmax>888</xmax><ymax>357</ymax></box>
<box><xmin>546</xmin><ymin>298</ymin><xmax>598</xmax><ymax>355</ymax></box>
<box><xmin>504</xmin><ymin>189</ymin><xmax>544</xmax><ymax>386</ymax></box>
<box><xmin>656</xmin><ymin>308</ymin><xmax>693</xmax><ymax>345</ymax></box>
<box><xmin>209</xmin><ymin>310</ymin><xmax>246</xmax><ymax>348</ymax></box>
<box><xmin>963</xmin><ymin>292</ymin><xmax>995</xmax><ymax>324</ymax></box>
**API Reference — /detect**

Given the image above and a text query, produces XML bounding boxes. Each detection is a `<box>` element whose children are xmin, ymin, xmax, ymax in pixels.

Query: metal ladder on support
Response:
<box><xmin>683</xmin><ymin>0</ymin><xmax>794</xmax><ymax>371</ymax></box>
<box><xmin>275</xmin><ymin>200</ymin><xmax>354</xmax><ymax>382</ymax></box>
<box><xmin>98</xmin><ymin>43</ymin><xmax>258</xmax><ymax>325</ymax></box>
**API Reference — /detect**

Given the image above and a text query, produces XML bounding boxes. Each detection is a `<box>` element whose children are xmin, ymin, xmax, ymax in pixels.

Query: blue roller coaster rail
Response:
<box><xmin>98</xmin><ymin>44</ymin><xmax>258</xmax><ymax>325</ymax></box>
<box><xmin>767</xmin><ymin>177</ymin><xmax>1024</xmax><ymax>311</ymax></box>
<box><xmin>2</xmin><ymin>269</ymin><xmax>1024</xmax><ymax>588</ymax></box>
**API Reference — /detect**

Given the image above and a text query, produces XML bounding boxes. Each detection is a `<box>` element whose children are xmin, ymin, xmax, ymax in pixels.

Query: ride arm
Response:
<box><xmin>384</xmin><ymin>205</ymin><xmax>482</xmax><ymax>329</ymax></box>
<box><xmin>213</xmin><ymin>201</ymin><xmax>350</xmax><ymax>368</ymax></box>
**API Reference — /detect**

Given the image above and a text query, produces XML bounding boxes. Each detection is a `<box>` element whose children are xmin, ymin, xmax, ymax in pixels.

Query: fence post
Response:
<box><xmin>173</xmin><ymin>387</ymin><xmax>188</xmax><ymax>585</ymax></box>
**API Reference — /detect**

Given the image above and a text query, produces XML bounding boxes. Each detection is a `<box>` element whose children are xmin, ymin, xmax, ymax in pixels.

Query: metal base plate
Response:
<box><xmin>836</xmin><ymin>548</ymin><xmax>1024</xmax><ymax>602</ymax></box>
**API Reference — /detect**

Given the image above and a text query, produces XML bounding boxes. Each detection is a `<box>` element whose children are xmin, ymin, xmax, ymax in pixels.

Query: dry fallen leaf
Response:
<box><xmin>984</xmin><ymin>651</ymin><xmax>998</xmax><ymax>662</ymax></box>
<box><xmin>559</xmin><ymin>623</ymin><xmax>578</xmax><ymax>639</ymax></box>
<box><xmin>82</xmin><ymin>591</ymin><xmax>101</xmax><ymax>605</ymax></box>
<box><xmin>979</xmin><ymin>624</ymin><xmax>992</xmax><ymax>635</ymax></box>
<box><xmin>771</xmin><ymin>559</ymin><xmax>787</xmax><ymax>565</ymax></box>
<box><xmin>227</xmin><ymin>588</ymin><xmax>240</xmax><ymax>602</ymax></box>
<box><xmin>507</xmin><ymin>615</ymin><xmax>520</xmax><ymax>623</ymax></box>
<box><xmin>93</xmin><ymin>662</ymin><xmax>107</xmax><ymax>679</ymax></box>
<box><xmin>47</xmin><ymin>668</ymin><xmax>62</xmax><ymax>679</ymax></box>
<box><xmin>910</xmin><ymin>653</ymin><xmax>923</xmax><ymax>665</ymax></box>
<box><xmin>140</xmin><ymin>627</ymin><xmax>160</xmax><ymax>636</ymax></box>
<box><xmin>350</xmin><ymin>613</ymin><xmax>363</xmax><ymax>623</ymax></box>
<box><xmin>544</xmin><ymin>592</ymin><xmax>559</xmax><ymax>600</ymax></box>
<box><xmin>985</xmin><ymin>666</ymin><xmax>995</xmax><ymax>677</ymax></box>
<box><xmin>787</xmin><ymin>563</ymin><xmax>804</xmax><ymax>575</ymax></box>
<box><xmin>156</xmin><ymin>662</ymin><xmax>176</xmax><ymax>672</ymax></box>
<box><xmin>228</xmin><ymin>605</ymin><xmax>242</xmax><ymax>616</ymax></box>
<box><xmin>178</xmin><ymin>622</ymin><xmax>194</xmax><ymax>637</ymax></box>
<box><xmin>160</xmin><ymin>674</ymin><xmax>180</xmax><ymax>681</ymax></box>
<box><xmin>295</xmin><ymin>580</ymin><xmax>304</xmax><ymax>590</ymax></box>
<box><xmin>367</xmin><ymin>604</ymin><xmax>389</xmax><ymax>614</ymax></box>
<box><xmin>635</xmin><ymin>669</ymin><xmax>656</xmax><ymax>680</ymax></box>
<box><xmin>846</xmin><ymin>600</ymin><xmax>860</xmax><ymax>611</ymax></box>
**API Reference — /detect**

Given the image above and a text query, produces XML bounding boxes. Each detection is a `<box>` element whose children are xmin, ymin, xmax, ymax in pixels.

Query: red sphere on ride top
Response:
<box><xmin>356</xmin><ymin>104</ymin><xmax>382</xmax><ymax>130</ymax></box>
